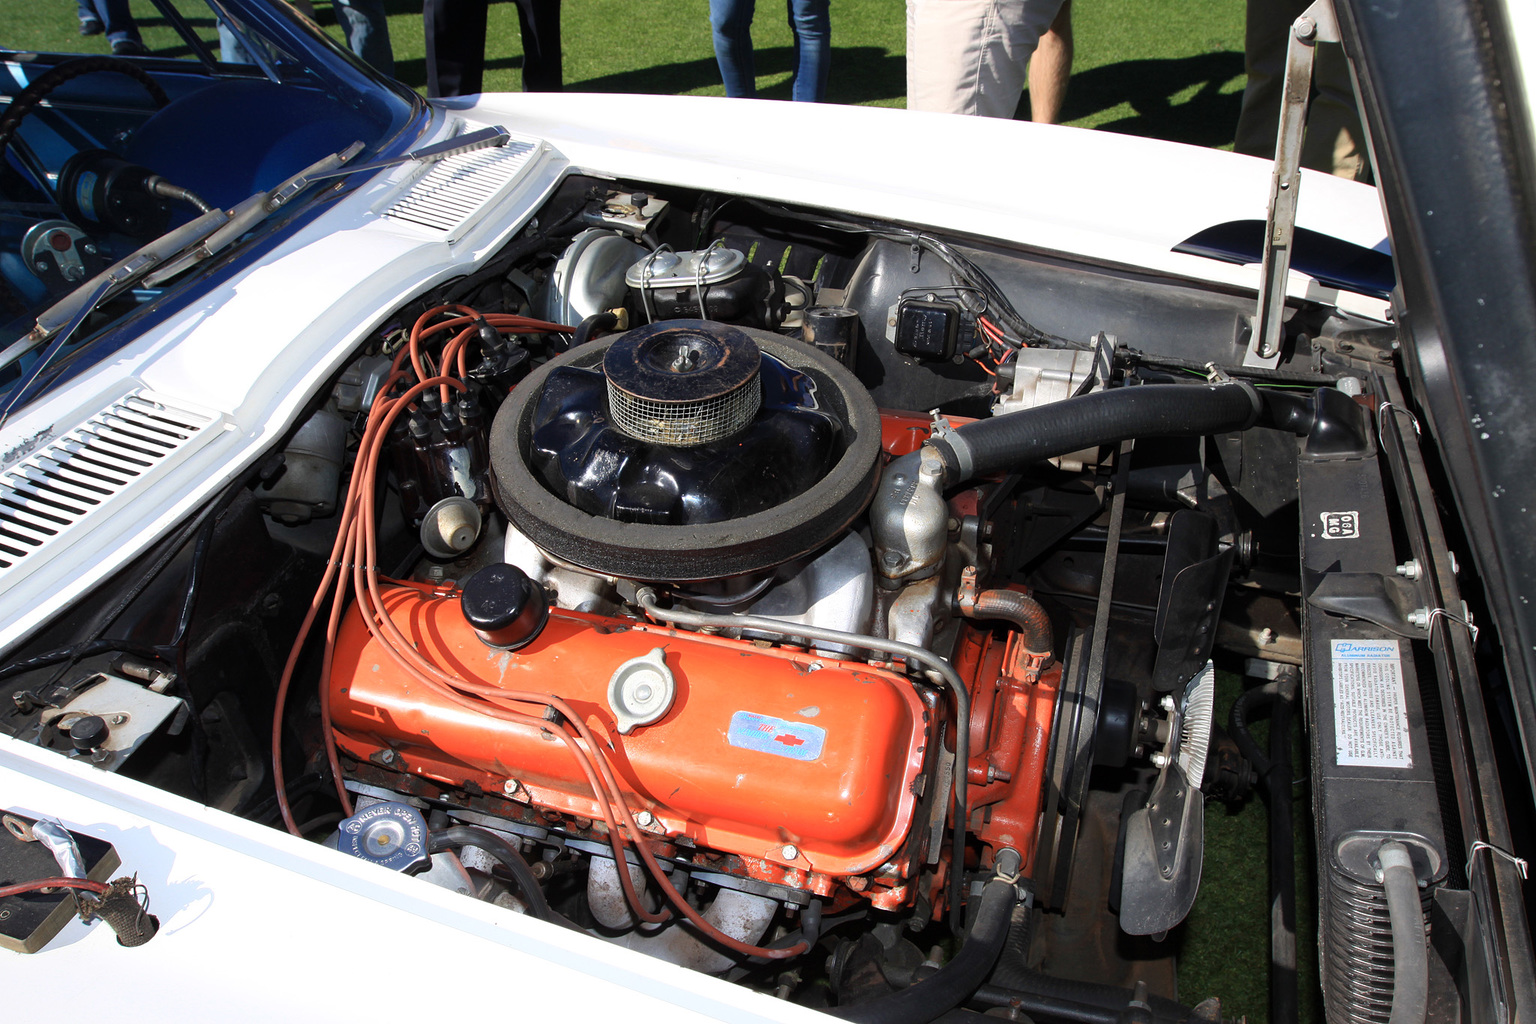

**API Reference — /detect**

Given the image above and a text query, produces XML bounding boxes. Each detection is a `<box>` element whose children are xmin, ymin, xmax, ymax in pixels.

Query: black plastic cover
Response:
<box><xmin>529</xmin><ymin>352</ymin><xmax>839</xmax><ymax>525</ymax></box>
<box><xmin>894</xmin><ymin>298</ymin><xmax>959</xmax><ymax>360</ymax></box>
<box><xmin>491</xmin><ymin>327</ymin><xmax>882</xmax><ymax>581</ymax></box>
<box><xmin>460</xmin><ymin>563</ymin><xmax>549</xmax><ymax>650</ymax></box>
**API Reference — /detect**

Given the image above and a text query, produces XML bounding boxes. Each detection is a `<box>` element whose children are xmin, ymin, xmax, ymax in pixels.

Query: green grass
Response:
<box><xmin>1179</xmin><ymin>670</ymin><xmax>1323</xmax><ymax>1023</ymax></box>
<box><xmin>6</xmin><ymin>0</ymin><xmax>1247</xmax><ymax>148</ymax></box>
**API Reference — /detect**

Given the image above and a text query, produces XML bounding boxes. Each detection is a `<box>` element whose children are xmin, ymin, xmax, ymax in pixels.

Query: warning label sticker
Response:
<box><xmin>1331</xmin><ymin>639</ymin><xmax>1412</xmax><ymax>769</ymax></box>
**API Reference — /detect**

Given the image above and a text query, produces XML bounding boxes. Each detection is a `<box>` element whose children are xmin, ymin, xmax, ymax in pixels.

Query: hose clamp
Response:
<box><xmin>927</xmin><ymin>409</ymin><xmax>973</xmax><ymax>482</ymax></box>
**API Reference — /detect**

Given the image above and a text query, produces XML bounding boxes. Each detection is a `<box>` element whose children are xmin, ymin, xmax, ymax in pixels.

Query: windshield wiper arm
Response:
<box><xmin>0</xmin><ymin>278</ymin><xmax>114</xmax><ymax>430</ymax></box>
<box><xmin>0</xmin><ymin>126</ymin><xmax>512</xmax><ymax>425</ymax></box>
<box><xmin>145</xmin><ymin>126</ymin><xmax>509</xmax><ymax>288</ymax></box>
<box><xmin>300</xmin><ymin>125</ymin><xmax>510</xmax><ymax>185</ymax></box>
<box><xmin>0</xmin><ymin>206</ymin><xmax>230</xmax><ymax>379</ymax></box>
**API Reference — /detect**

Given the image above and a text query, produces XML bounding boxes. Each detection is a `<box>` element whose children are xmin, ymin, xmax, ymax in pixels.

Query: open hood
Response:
<box><xmin>1339</xmin><ymin>0</ymin><xmax>1536</xmax><ymax>787</ymax></box>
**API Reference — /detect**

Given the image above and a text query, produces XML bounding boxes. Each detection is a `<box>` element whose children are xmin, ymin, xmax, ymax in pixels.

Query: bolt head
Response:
<box><xmin>782</xmin><ymin>844</ymin><xmax>799</xmax><ymax>860</ymax></box>
<box><xmin>502</xmin><ymin>779</ymin><xmax>520</xmax><ymax>796</ymax></box>
<box><xmin>635</xmin><ymin>810</ymin><xmax>654</xmax><ymax>827</ymax></box>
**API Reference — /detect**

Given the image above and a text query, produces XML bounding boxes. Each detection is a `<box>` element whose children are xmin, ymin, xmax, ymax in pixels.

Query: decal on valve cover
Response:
<box><xmin>727</xmin><ymin>711</ymin><xmax>826</xmax><ymax>762</ymax></box>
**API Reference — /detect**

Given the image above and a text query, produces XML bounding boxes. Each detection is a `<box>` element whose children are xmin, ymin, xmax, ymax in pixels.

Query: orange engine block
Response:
<box><xmin>329</xmin><ymin>582</ymin><xmax>1057</xmax><ymax>908</ymax></box>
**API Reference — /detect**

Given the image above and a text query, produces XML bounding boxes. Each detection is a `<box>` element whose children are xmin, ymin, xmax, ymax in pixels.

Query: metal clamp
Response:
<box><xmin>1376</xmin><ymin>400</ymin><xmax>1422</xmax><ymax>451</ymax></box>
<box><xmin>1470</xmin><ymin>840</ymin><xmax>1529</xmax><ymax>882</ymax></box>
<box><xmin>1409</xmin><ymin>605</ymin><xmax>1479</xmax><ymax>643</ymax></box>
<box><xmin>956</xmin><ymin>565</ymin><xmax>980</xmax><ymax>613</ymax></box>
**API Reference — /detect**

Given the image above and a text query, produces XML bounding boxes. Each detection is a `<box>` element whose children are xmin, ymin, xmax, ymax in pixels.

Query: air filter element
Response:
<box><xmin>603</xmin><ymin>322</ymin><xmax>761</xmax><ymax>446</ymax></box>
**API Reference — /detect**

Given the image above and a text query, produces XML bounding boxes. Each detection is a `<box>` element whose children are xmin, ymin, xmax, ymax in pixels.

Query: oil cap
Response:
<box><xmin>460</xmin><ymin>563</ymin><xmax>549</xmax><ymax>650</ymax></box>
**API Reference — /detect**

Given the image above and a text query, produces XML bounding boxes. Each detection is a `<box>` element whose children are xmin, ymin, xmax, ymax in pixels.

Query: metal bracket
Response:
<box><xmin>1246</xmin><ymin>0</ymin><xmax>1340</xmax><ymax>368</ymax></box>
<box><xmin>1303</xmin><ymin>565</ymin><xmax>1426</xmax><ymax>638</ymax></box>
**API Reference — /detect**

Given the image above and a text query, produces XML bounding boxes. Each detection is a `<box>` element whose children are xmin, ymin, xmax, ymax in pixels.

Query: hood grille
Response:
<box><xmin>382</xmin><ymin>134</ymin><xmax>539</xmax><ymax>235</ymax></box>
<box><xmin>0</xmin><ymin>390</ymin><xmax>221</xmax><ymax>574</ymax></box>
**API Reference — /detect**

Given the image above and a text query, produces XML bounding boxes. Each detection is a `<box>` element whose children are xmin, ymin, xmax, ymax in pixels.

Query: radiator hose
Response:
<box><xmin>959</xmin><ymin>588</ymin><xmax>1052</xmax><ymax>659</ymax></box>
<box><xmin>833</xmin><ymin>852</ymin><xmax>1022</xmax><ymax>1024</ymax></box>
<box><xmin>1379</xmin><ymin>841</ymin><xmax>1429</xmax><ymax>1024</ymax></box>
<box><xmin>930</xmin><ymin>382</ymin><xmax>1263</xmax><ymax>484</ymax></box>
<box><xmin>874</xmin><ymin>381</ymin><xmax>1264</xmax><ymax>587</ymax></box>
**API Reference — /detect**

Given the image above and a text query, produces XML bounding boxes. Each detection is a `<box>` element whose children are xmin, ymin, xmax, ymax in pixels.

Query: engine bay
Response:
<box><xmin>2</xmin><ymin>170</ymin><xmax>1479</xmax><ymax>1023</ymax></box>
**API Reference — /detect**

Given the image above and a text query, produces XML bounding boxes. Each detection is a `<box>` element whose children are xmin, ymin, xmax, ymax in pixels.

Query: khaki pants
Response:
<box><xmin>1234</xmin><ymin>0</ymin><xmax>1372</xmax><ymax>182</ymax></box>
<box><xmin>907</xmin><ymin>0</ymin><xmax>1067</xmax><ymax>118</ymax></box>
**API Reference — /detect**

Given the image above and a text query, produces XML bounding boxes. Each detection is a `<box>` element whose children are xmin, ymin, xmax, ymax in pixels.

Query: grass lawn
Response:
<box><xmin>8</xmin><ymin>1</ymin><xmax>1248</xmax><ymax>147</ymax></box>
<box><xmin>4</xmin><ymin>1</ymin><xmax>1295</xmax><ymax>1020</ymax></box>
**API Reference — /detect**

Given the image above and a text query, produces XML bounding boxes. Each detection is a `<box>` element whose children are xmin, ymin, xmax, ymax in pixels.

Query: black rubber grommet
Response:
<box><xmin>69</xmin><ymin>714</ymin><xmax>110</xmax><ymax>752</ymax></box>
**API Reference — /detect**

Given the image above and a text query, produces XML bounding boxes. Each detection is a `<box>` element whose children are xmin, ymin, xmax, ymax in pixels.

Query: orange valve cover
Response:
<box><xmin>330</xmin><ymin>586</ymin><xmax>933</xmax><ymax>877</ymax></box>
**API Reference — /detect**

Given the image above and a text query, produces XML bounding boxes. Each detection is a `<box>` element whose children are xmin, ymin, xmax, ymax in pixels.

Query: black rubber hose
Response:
<box><xmin>573</xmin><ymin>310</ymin><xmax>618</xmax><ymax>347</ymax></box>
<box><xmin>930</xmin><ymin>382</ymin><xmax>1262</xmax><ymax>483</ymax></box>
<box><xmin>1228</xmin><ymin>681</ymin><xmax>1280</xmax><ymax>777</ymax></box>
<box><xmin>833</xmin><ymin>877</ymin><xmax>1018</xmax><ymax>1024</ymax></box>
<box><xmin>956</xmin><ymin>997</ymin><xmax>1117</xmax><ymax>1024</ymax></box>
<box><xmin>428</xmin><ymin>826</ymin><xmax>552</xmax><ymax>922</ymax></box>
<box><xmin>960</xmin><ymin>589</ymin><xmax>1052</xmax><ymax>658</ymax></box>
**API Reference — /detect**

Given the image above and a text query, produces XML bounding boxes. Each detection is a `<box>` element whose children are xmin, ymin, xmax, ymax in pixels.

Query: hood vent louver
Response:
<box><xmin>382</xmin><ymin>133</ymin><xmax>540</xmax><ymax>236</ymax></box>
<box><xmin>0</xmin><ymin>390</ymin><xmax>222</xmax><ymax>575</ymax></box>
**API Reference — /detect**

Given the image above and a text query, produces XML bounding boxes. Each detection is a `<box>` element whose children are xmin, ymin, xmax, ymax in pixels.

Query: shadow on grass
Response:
<box><xmin>566</xmin><ymin>45</ymin><xmax>905</xmax><ymax>104</ymax></box>
<box><xmin>557</xmin><ymin>47</ymin><xmax>1242</xmax><ymax>149</ymax></box>
<box><xmin>1044</xmin><ymin>50</ymin><xmax>1245</xmax><ymax>147</ymax></box>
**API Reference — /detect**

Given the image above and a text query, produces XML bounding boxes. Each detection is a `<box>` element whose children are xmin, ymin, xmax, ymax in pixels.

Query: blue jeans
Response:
<box><xmin>709</xmin><ymin>0</ymin><xmax>830</xmax><ymax>102</ymax></box>
<box><xmin>219</xmin><ymin>1</ymin><xmax>393</xmax><ymax>76</ymax></box>
<box><xmin>77</xmin><ymin>0</ymin><xmax>141</xmax><ymax>47</ymax></box>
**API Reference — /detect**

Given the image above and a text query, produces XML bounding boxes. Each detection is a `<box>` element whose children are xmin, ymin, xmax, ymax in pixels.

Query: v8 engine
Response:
<box><xmin>328</xmin><ymin>317</ymin><xmax>1065</xmax><ymax>953</ymax></box>
<box><xmin>9</xmin><ymin>172</ymin><xmax>1457</xmax><ymax>1024</ymax></box>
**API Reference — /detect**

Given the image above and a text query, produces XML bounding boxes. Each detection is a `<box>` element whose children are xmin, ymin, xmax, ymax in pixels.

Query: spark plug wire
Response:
<box><xmin>272</xmin><ymin>306</ymin><xmax>808</xmax><ymax>960</ymax></box>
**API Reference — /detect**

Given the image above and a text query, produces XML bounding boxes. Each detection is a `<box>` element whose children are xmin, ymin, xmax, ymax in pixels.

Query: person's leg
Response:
<box><xmin>709</xmin><ymin>0</ymin><xmax>758</xmax><ymax>98</ymax></box>
<box><xmin>1303</xmin><ymin>41</ymin><xmax>1371</xmax><ymax>181</ymax></box>
<box><xmin>907</xmin><ymin>0</ymin><xmax>1059</xmax><ymax>118</ymax></box>
<box><xmin>785</xmin><ymin>0</ymin><xmax>830</xmax><ymax>102</ymax></box>
<box><xmin>334</xmin><ymin>0</ymin><xmax>395</xmax><ymax>77</ymax></box>
<box><xmin>512</xmin><ymin>0</ymin><xmax>563</xmax><ymax>92</ymax></box>
<box><xmin>424</xmin><ymin>0</ymin><xmax>488</xmax><ymax>97</ymax></box>
<box><xmin>1026</xmin><ymin>0</ymin><xmax>1071</xmax><ymax>122</ymax></box>
<box><xmin>1234</xmin><ymin>0</ymin><xmax>1309</xmax><ymax>158</ymax></box>
<box><xmin>91</xmin><ymin>0</ymin><xmax>145</xmax><ymax>52</ymax></box>
<box><xmin>78</xmin><ymin>1</ymin><xmax>103</xmax><ymax>35</ymax></box>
